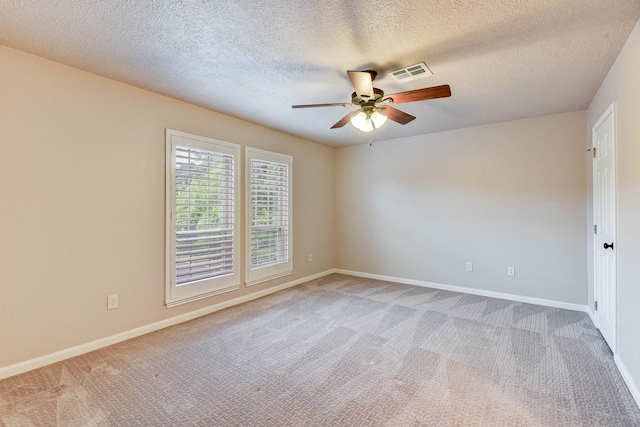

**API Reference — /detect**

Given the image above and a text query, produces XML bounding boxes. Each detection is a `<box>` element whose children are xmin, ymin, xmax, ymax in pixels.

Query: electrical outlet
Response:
<box><xmin>507</xmin><ymin>267</ymin><xmax>515</xmax><ymax>276</ymax></box>
<box><xmin>465</xmin><ymin>262</ymin><xmax>473</xmax><ymax>271</ymax></box>
<box><xmin>107</xmin><ymin>294</ymin><xmax>118</xmax><ymax>310</ymax></box>
<box><xmin>308</xmin><ymin>253</ymin><xmax>313</xmax><ymax>262</ymax></box>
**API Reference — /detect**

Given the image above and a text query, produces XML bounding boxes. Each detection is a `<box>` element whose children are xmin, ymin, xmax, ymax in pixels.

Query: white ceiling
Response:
<box><xmin>1</xmin><ymin>1</ymin><xmax>639</xmax><ymax>147</ymax></box>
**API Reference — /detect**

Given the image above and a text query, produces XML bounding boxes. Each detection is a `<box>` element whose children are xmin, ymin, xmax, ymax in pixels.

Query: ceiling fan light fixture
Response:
<box><xmin>371</xmin><ymin>110</ymin><xmax>387</xmax><ymax>128</ymax></box>
<box><xmin>293</xmin><ymin>69</ymin><xmax>451</xmax><ymax>131</ymax></box>
<box><xmin>350</xmin><ymin>111</ymin><xmax>367</xmax><ymax>128</ymax></box>
<box><xmin>351</xmin><ymin>115</ymin><xmax>373</xmax><ymax>132</ymax></box>
<box><xmin>350</xmin><ymin>111</ymin><xmax>373</xmax><ymax>132</ymax></box>
<box><xmin>351</xmin><ymin>109</ymin><xmax>386</xmax><ymax>132</ymax></box>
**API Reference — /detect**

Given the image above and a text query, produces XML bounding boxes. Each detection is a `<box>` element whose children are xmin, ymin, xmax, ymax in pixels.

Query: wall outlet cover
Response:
<box><xmin>107</xmin><ymin>294</ymin><xmax>118</xmax><ymax>310</ymax></box>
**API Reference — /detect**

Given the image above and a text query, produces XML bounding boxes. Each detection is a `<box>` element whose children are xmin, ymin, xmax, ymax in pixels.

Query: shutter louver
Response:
<box><xmin>250</xmin><ymin>159</ymin><xmax>289</xmax><ymax>270</ymax></box>
<box><xmin>175</xmin><ymin>146</ymin><xmax>235</xmax><ymax>285</ymax></box>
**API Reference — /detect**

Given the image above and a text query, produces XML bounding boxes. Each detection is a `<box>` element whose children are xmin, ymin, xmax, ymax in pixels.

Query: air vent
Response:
<box><xmin>390</xmin><ymin>62</ymin><xmax>433</xmax><ymax>84</ymax></box>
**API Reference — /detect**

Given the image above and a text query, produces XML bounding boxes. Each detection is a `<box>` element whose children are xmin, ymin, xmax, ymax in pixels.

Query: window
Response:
<box><xmin>165</xmin><ymin>129</ymin><xmax>240</xmax><ymax>307</ymax></box>
<box><xmin>245</xmin><ymin>147</ymin><xmax>292</xmax><ymax>286</ymax></box>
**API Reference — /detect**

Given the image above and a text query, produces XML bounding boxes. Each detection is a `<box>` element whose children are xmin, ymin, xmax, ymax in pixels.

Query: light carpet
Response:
<box><xmin>1</xmin><ymin>274</ymin><xmax>639</xmax><ymax>426</ymax></box>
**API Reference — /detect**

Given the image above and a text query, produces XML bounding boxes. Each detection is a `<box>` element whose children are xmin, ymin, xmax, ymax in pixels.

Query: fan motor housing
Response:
<box><xmin>351</xmin><ymin>88</ymin><xmax>385</xmax><ymax>106</ymax></box>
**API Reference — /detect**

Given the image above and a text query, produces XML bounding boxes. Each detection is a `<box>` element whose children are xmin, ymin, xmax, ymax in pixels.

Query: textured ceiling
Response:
<box><xmin>1</xmin><ymin>1</ymin><xmax>639</xmax><ymax>147</ymax></box>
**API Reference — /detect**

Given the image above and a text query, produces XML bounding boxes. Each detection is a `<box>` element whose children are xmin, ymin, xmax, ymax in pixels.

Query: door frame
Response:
<box><xmin>592</xmin><ymin>101</ymin><xmax>617</xmax><ymax>352</ymax></box>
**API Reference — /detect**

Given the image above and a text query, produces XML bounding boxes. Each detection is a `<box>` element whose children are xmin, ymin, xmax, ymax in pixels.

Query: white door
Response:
<box><xmin>593</xmin><ymin>103</ymin><xmax>616</xmax><ymax>353</ymax></box>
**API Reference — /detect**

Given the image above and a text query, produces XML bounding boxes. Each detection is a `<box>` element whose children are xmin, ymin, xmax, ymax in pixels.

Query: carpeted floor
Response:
<box><xmin>1</xmin><ymin>274</ymin><xmax>639</xmax><ymax>426</ymax></box>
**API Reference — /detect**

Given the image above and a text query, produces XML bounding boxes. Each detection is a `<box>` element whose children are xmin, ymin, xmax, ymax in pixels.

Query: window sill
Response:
<box><xmin>245</xmin><ymin>270</ymin><xmax>292</xmax><ymax>287</ymax></box>
<box><xmin>165</xmin><ymin>283</ymin><xmax>240</xmax><ymax>308</ymax></box>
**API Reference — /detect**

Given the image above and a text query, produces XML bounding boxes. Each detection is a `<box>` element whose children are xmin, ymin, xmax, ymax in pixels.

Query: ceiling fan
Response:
<box><xmin>292</xmin><ymin>70</ymin><xmax>451</xmax><ymax>132</ymax></box>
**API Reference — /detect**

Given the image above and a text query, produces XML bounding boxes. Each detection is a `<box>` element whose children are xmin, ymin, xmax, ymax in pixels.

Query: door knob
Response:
<box><xmin>604</xmin><ymin>242</ymin><xmax>614</xmax><ymax>250</ymax></box>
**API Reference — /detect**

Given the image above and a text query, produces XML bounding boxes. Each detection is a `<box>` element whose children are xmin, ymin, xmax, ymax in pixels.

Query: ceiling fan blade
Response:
<box><xmin>380</xmin><ymin>106</ymin><xmax>416</xmax><ymax>125</ymax></box>
<box><xmin>347</xmin><ymin>70</ymin><xmax>374</xmax><ymax>99</ymax></box>
<box><xmin>292</xmin><ymin>102</ymin><xmax>349</xmax><ymax>108</ymax></box>
<box><xmin>331</xmin><ymin>110</ymin><xmax>360</xmax><ymax>129</ymax></box>
<box><xmin>384</xmin><ymin>84</ymin><xmax>451</xmax><ymax>104</ymax></box>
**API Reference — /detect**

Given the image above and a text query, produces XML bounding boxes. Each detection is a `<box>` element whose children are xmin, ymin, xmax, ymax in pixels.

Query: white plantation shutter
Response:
<box><xmin>250</xmin><ymin>159</ymin><xmax>289</xmax><ymax>268</ymax></box>
<box><xmin>246</xmin><ymin>148</ymin><xmax>293</xmax><ymax>285</ymax></box>
<box><xmin>166</xmin><ymin>130</ymin><xmax>240</xmax><ymax>307</ymax></box>
<box><xmin>174</xmin><ymin>146</ymin><xmax>235</xmax><ymax>284</ymax></box>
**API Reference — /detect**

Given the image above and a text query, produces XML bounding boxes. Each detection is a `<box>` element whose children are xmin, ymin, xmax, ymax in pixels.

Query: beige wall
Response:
<box><xmin>0</xmin><ymin>46</ymin><xmax>335</xmax><ymax>368</ymax></box>
<box><xmin>587</xmin><ymin>18</ymin><xmax>640</xmax><ymax>397</ymax></box>
<box><xmin>335</xmin><ymin>111</ymin><xmax>588</xmax><ymax>304</ymax></box>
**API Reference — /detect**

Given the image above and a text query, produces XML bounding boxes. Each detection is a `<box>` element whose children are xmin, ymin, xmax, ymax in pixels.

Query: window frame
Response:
<box><xmin>165</xmin><ymin>129</ymin><xmax>241</xmax><ymax>307</ymax></box>
<box><xmin>245</xmin><ymin>147</ymin><xmax>293</xmax><ymax>286</ymax></box>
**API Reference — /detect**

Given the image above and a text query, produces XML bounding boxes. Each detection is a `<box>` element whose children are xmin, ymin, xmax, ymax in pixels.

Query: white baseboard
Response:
<box><xmin>0</xmin><ymin>269</ymin><xmax>336</xmax><ymax>381</ymax></box>
<box><xmin>0</xmin><ymin>268</ymin><xmax>599</xmax><ymax>382</ymax></box>
<box><xmin>615</xmin><ymin>354</ymin><xmax>640</xmax><ymax>409</ymax></box>
<box><xmin>334</xmin><ymin>269</ymin><xmax>589</xmax><ymax>313</ymax></box>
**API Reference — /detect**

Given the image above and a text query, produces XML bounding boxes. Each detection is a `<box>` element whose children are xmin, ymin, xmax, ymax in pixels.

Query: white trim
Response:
<box><xmin>0</xmin><ymin>268</ymin><xmax>598</xmax><ymax>381</ymax></box>
<box><xmin>615</xmin><ymin>354</ymin><xmax>640</xmax><ymax>409</ymax></box>
<box><xmin>165</xmin><ymin>284</ymin><xmax>239</xmax><ymax>308</ymax></box>
<box><xmin>0</xmin><ymin>269</ymin><xmax>336</xmax><ymax>381</ymax></box>
<box><xmin>586</xmin><ymin>308</ymin><xmax>596</xmax><ymax>326</ymax></box>
<box><xmin>334</xmin><ymin>269</ymin><xmax>589</xmax><ymax>313</ymax></box>
<box><xmin>165</xmin><ymin>129</ymin><xmax>242</xmax><ymax>307</ymax></box>
<box><xmin>245</xmin><ymin>147</ymin><xmax>293</xmax><ymax>286</ymax></box>
<box><xmin>245</xmin><ymin>270</ymin><xmax>293</xmax><ymax>287</ymax></box>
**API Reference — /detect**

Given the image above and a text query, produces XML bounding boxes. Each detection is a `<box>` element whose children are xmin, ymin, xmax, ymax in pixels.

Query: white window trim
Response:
<box><xmin>165</xmin><ymin>129</ymin><xmax>241</xmax><ymax>307</ymax></box>
<box><xmin>245</xmin><ymin>147</ymin><xmax>293</xmax><ymax>286</ymax></box>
